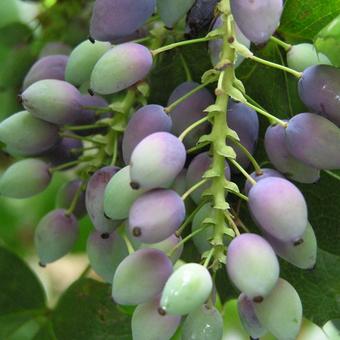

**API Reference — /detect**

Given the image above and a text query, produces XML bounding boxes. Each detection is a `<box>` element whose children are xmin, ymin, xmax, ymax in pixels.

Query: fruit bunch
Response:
<box><xmin>0</xmin><ymin>0</ymin><xmax>339</xmax><ymax>339</ymax></box>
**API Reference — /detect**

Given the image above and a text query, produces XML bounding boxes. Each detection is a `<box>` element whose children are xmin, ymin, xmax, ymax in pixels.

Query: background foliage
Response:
<box><xmin>0</xmin><ymin>0</ymin><xmax>339</xmax><ymax>338</ymax></box>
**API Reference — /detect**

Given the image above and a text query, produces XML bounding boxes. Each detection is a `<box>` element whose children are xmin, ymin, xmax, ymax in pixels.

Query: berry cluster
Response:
<box><xmin>0</xmin><ymin>0</ymin><xmax>339</xmax><ymax>339</ymax></box>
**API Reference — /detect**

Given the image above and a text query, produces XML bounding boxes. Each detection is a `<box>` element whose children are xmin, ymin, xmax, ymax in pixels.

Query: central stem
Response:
<box><xmin>210</xmin><ymin>0</ymin><xmax>236</xmax><ymax>264</ymax></box>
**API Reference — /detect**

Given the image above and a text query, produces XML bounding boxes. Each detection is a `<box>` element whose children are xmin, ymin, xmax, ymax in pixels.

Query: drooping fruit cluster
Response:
<box><xmin>0</xmin><ymin>0</ymin><xmax>338</xmax><ymax>339</ymax></box>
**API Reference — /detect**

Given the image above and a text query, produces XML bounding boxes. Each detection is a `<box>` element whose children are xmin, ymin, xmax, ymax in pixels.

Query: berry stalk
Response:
<box><xmin>209</xmin><ymin>0</ymin><xmax>236</xmax><ymax>269</ymax></box>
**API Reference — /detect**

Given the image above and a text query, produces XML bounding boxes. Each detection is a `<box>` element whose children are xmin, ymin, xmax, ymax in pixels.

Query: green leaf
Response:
<box><xmin>280</xmin><ymin>249</ymin><xmax>340</xmax><ymax>326</ymax></box>
<box><xmin>215</xmin><ymin>269</ymin><xmax>239</xmax><ymax>303</ymax></box>
<box><xmin>0</xmin><ymin>311</ymin><xmax>44</xmax><ymax>339</ymax></box>
<box><xmin>0</xmin><ymin>0</ymin><xmax>20</xmax><ymax>29</ymax></box>
<box><xmin>6</xmin><ymin>315</ymin><xmax>46</xmax><ymax>340</ymax></box>
<box><xmin>296</xmin><ymin>171</ymin><xmax>340</xmax><ymax>256</ymax></box>
<box><xmin>237</xmin><ymin>43</ymin><xmax>305</xmax><ymax>120</ymax></box>
<box><xmin>0</xmin><ymin>23</ymin><xmax>32</xmax><ymax>47</ymax></box>
<box><xmin>0</xmin><ymin>246</ymin><xmax>46</xmax><ymax>339</ymax></box>
<box><xmin>52</xmin><ymin>279</ymin><xmax>132</xmax><ymax>340</ymax></box>
<box><xmin>279</xmin><ymin>0</ymin><xmax>340</xmax><ymax>42</ymax></box>
<box><xmin>149</xmin><ymin>44</ymin><xmax>212</xmax><ymax>105</ymax></box>
<box><xmin>0</xmin><ymin>246</ymin><xmax>46</xmax><ymax>316</ymax></box>
<box><xmin>33</xmin><ymin>321</ymin><xmax>57</xmax><ymax>340</ymax></box>
<box><xmin>0</xmin><ymin>88</ymin><xmax>21</xmax><ymax>121</ymax></box>
<box><xmin>0</xmin><ymin>44</ymin><xmax>35</xmax><ymax>90</ymax></box>
<box><xmin>315</xmin><ymin>14</ymin><xmax>340</xmax><ymax>66</ymax></box>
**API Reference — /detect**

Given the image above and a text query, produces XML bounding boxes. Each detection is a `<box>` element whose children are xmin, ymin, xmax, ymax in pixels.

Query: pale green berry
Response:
<box><xmin>160</xmin><ymin>263</ymin><xmax>213</xmax><ymax>315</ymax></box>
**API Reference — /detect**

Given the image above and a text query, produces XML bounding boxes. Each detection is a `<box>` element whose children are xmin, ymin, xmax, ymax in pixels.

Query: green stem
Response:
<box><xmin>181</xmin><ymin>178</ymin><xmax>209</xmax><ymax>201</ymax></box>
<box><xmin>64</xmin><ymin>123</ymin><xmax>109</xmax><ymax>131</ymax></box>
<box><xmin>147</xmin><ymin>14</ymin><xmax>160</xmax><ymax>25</ymax></box>
<box><xmin>260</xmin><ymin>160</ymin><xmax>271</xmax><ymax>168</ymax></box>
<box><xmin>79</xmin><ymin>264</ymin><xmax>91</xmax><ymax>279</ymax></box>
<box><xmin>165</xmin><ymin>82</ymin><xmax>209</xmax><ymax>113</ymax></box>
<box><xmin>277</xmin><ymin>45</ymin><xmax>294</xmax><ymax>117</ymax></box>
<box><xmin>224</xmin><ymin>211</ymin><xmax>240</xmax><ymax>236</ymax></box>
<box><xmin>229</xmin><ymin>159</ymin><xmax>256</xmax><ymax>185</ymax></box>
<box><xmin>81</xmin><ymin>106</ymin><xmax>113</xmax><ymax>113</ymax></box>
<box><xmin>168</xmin><ymin>226</ymin><xmax>205</xmax><ymax>257</ymax></box>
<box><xmin>187</xmin><ymin>142</ymin><xmax>210</xmax><ymax>154</ymax></box>
<box><xmin>178</xmin><ymin>116</ymin><xmax>209</xmax><ymax>142</ymax></box>
<box><xmin>208</xmin><ymin>3</ymin><xmax>235</xmax><ymax>266</ymax></box>
<box><xmin>108</xmin><ymin>88</ymin><xmax>137</xmax><ymax>164</ymax></box>
<box><xmin>243</xmin><ymin>93</ymin><xmax>265</xmax><ymax>111</ymax></box>
<box><xmin>133</xmin><ymin>36</ymin><xmax>152</xmax><ymax>44</ymax></box>
<box><xmin>227</xmin><ymin>190</ymin><xmax>249</xmax><ymax>202</ymax></box>
<box><xmin>231</xmin><ymin>208</ymin><xmax>250</xmax><ymax>233</ymax></box>
<box><xmin>49</xmin><ymin>159</ymin><xmax>82</xmax><ymax>173</ymax></box>
<box><xmin>179</xmin><ymin>52</ymin><xmax>192</xmax><ymax>81</ymax></box>
<box><xmin>230</xmin><ymin>139</ymin><xmax>262</xmax><ymax>174</ymax></box>
<box><xmin>122</xmin><ymin>233</ymin><xmax>135</xmax><ymax>254</ymax></box>
<box><xmin>270</xmin><ymin>36</ymin><xmax>292</xmax><ymax>51</ymax></box>
<box><xmin>109</xmin><ymin>88</ymin><xmax>136</xmax><ymax>116</ymax></box>
<box><xmin>70</xmin><ymin>145</ymin><xmax>99</xmax><ymax>153</ymax></box>
<box><xmin>324</xmin><ymin>170</ymin><xmax>340</xmax><ymax>182</ymax></box>
<box><xmin>176</xmin><ymin>200</ymin><xmax>208</xmax><ymax>236</ymax></box>
<box><xmin>59</xmin><ymin>132</ymin><xmax>106</xmax><ymax>145</ymax></box>
<box><xmin>243</xmin><ymin>101</ymin><xmax>288</xmax><ymax>127</ymax></box>
<box><xmin>249</xmin><ymin>55</ymin><xmax>302</xmax><ymax>78</ymax></box>
<box><xmin>66</xmin><ymin>182</ymin><xmax>85</xmax><ymax>216</ymax></box>
<box><xmin>152</xmin><ymin>36</ymin><xmax>215</xmax><ymax>56</ymax></box>
<box><xmin>203</xmin><ymin>248</ymin><xmax>215</xmax><ymax>268</ymax></box>
<box><xmin>122</xmin><ymin>88</ymin><xmax>137</xmax><ymax>111</ymax></box>
<box><xmin>111</xmin><ymin>131</ymin><xmax>118</xmax><ymax>166</ymax></box>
